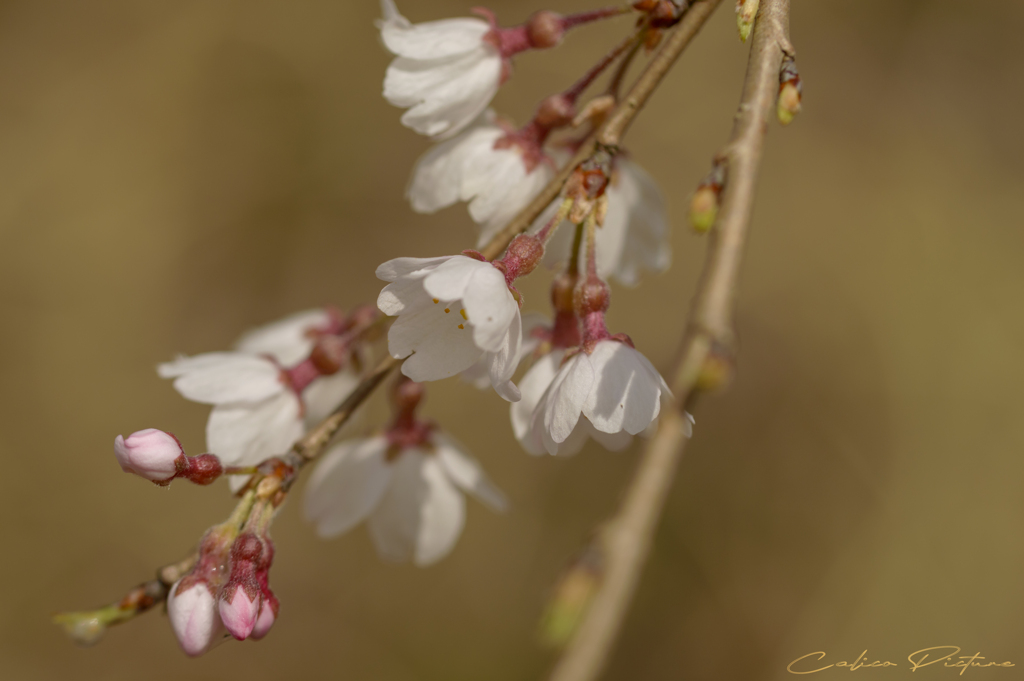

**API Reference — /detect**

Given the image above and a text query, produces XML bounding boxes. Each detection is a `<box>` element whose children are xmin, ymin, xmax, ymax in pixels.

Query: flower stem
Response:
<box><xmin>562</xmin><ymin>26</ymin><xmax>647</xmax><ymax>105</ymax></box>
<box><xmin>560</xmin><ymin>6</ymin><xmax>634</xmax><ymax>31</ymax></box>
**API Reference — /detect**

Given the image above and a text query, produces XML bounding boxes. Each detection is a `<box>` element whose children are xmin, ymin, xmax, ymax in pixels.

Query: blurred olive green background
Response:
<box><xmin>1</xmin><ymin>0</ymin><xmax>1022</xmax><ymax>679</ymax></box>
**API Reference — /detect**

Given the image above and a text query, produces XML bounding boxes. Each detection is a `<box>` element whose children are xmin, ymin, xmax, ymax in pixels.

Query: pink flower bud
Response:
<box><xmin>167</xmin><ymin>580</ymin><xmax>224</xmax><ymax>657</ymax></box>
<box><xmin>113</xmin><ymin>429</ymin><xmax>184</xmax><ymax>483</ymax></box>
<box><xmin>249</xmin><ymin>594</ymin><xmax>279</xmax><ymax>640</ymax></box>
<box><xmin>218</xmin><ymin>584</ymin><xmax>260</xmax><ymax>641</ymax></box>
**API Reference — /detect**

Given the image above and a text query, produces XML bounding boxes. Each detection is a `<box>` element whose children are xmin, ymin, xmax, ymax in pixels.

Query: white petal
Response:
<box><xmin>379</xmin><ymin>0</ymin><xmax>491</xmax><ymax>60</ymax></box>
<box><xmin>304</xmin><ymin>437</ymin><xmax>392</xmax><ymax>537</ymax></box>
<box><xmin>406</xmin><ymin>124</ymin><xmax>502</xmax><ymax>213</ymax></box>
<box><xmin>433</xmin><ymin>433</ymin><xmax>507</xmax><ymax>512</ymax></box>
<box><xmin>483</xmin><ymin>307</ymin><xmax>522</xmax><ymax>401</ymax></box>
<box><xmin>387</xmin><ymin>290</ymin><xmax>482</xmax><ymax>381</ymax></box>
<box><xmin>511</xmin><ymin>351</ymin><xmax>563</xmax><ymax>452</ymax></box>
<box><xmin>233</xmin><ymin>309</ymin><xmax>331</xmax><ymax>366</ymax></box>
<box><xmin>368</xmin><ymin>451</ymin><xmax>466</xmax><ymax>566</ymax></box>
<box><xmin>378</xmin><ymin>269</ymin><xmax>434</xmax><ymax>317</ymax></box>
<box><xmin>475</xmin><ymin>161</ymin><xmax>555</xmax><ymax>247</ymax></box>
<box><xmin>160</xmin><ymin>353</ymin><xmax>284</xmax><ymax>405</ymax></box>
<box><xmin>543</xmin><ymin>354</ymin><xmax>595</xmax><ymax>444</ymax></box>
<box><xmin>375</xmin><ymin>256</ymin><xmax>452</xmax><ymax>283</ymax></box>
<box><xmin>206</xmin><ymin>392</ymin><xmax>304</xmax><ymax>490</ymax></box>
<box><xmin>462</xmin><ymin>266</ymin><xmax>517</xmax><ymax>353</ymax></box>
<box><xmin>302</xmin><ymin>371</ymin><xmax>359</xmax><ymax>427</ymax></box>
<box><xmin>421</xmin><ymin>255</ymin><xmax>482</xmax><ymax>301</ymax></box>
<box><xmin>601</xmin><ymin>159</ymin><xmax>671</xmax><ymax>286</ymax></box>
<box><xmin>583</xmin><ymin>342</ymin><xmax>664</xmax><ymax>435</ymax></box>
<box><xmin>385</xmin><ymin>49</ymin><xmax>501</xmax><ymax>139</ymax></box>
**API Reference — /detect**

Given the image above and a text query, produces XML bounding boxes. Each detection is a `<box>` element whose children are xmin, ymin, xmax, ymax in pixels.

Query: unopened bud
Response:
<box><xmin>777</xmin><ymin>57</ymin><xmax>802</xmax><ymax>125</ymax></box>
<box><xmin>167</xmin><ymin>580</ymin><xmax>224</xmax><ymax>657</ymax></box>
<box><xmin>114</xmin><ymin>429</ymin><xmax>183</xmax><ymax>483</ymax></box>
<box><xmin>527</xmin><ymin>11</ymin><xmax>564</xmax><ymax>49</ymax></box>
<box><xmin>502</xmin><ymin>234</ymin><xmax>545</xmax><ymax>281</ymax></box>
<box><xmin>736</xmin><ymin>0</ymin><xmax>759</xmax><ymax>42</ymax></box>
<box><xmin>690</xmin><ymin>160</ymin><xmax>726</xmax><ymax>233</ymax></box>
<box><xmin>539</xmin><ymin>541</ymin><xmax>604</xmax><ymax>648</ymax></box>
<box><xmin>219</xmin><ymin>584</ymin><xmax>260</xmax><ymax>641</ymax></box>
<box><xmin>534</xmin><ymin>94</ymin><xmax>575</xmax><ymax>129</ymax></box>
<box><xmin>250</xmin><ymin>595</ymin><xmax>279</xmax><ymax>640</ymax></box>
<box><xmin>251</xmin><ymin>538</ymin><xmax>278</xmax><ymax>640</ymax></box>
<box><xmin>648</xmin><ymin>0</ymin><xmax>682</xmax><ymax>28</ymax></box>
<box><xmin>690</xmin><ymin>186</ymin><xmax>719</xmax><ymax>233</ymax></box>
<box><xmin>309</xmin><ymin>335</ymin><xmax>346</xmax><ymax>375</ymax></box>
<box><xmin>114</xmin><ymin>429</ymin><xmax>224</xmax><ymax>486</ymax></box>
<box><xmin>695</xmin><ymin>342</ymin><xmax>734</xmax><ymax>392</ymax></box>
<box><xmin>574</xmin><ymin>275</ymin><xmax>610</xmax><ymax>318</ymax></box>
<box><xmin>218</xmin><ymin>533</ymin><xmax>265</xmax><ymax>641</ymax></box>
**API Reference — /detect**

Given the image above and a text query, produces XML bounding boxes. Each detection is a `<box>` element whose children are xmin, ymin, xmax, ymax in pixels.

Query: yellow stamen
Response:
<box><xmin>444</xmin><ymin>308</ymin><xmax>450</xmax><ymax>313</ymax></box>
<box><xmin>458</xmin><ymin>324</ymin><xmax>464</xmax><ymax>330</ymax></box>
<box><xmin>459</xmin><ymin>309</ymin><xmax>468</xmax><ymax>320</ymax></box>
<box><xmin>432</xmin><ymin>298</ymin><xmax>439</xmax><ymax>304</ymax></box>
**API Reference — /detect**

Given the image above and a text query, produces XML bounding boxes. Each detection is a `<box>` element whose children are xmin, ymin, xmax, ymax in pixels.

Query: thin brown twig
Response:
<box><xmin>546</xmin><ymin>2</ymin><xmax>794</xmax><ymax>681</ymax></box>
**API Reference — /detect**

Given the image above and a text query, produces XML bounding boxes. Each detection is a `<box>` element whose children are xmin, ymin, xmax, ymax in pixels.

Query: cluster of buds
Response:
<box><xmin>167</xmin><ymin>494</ymin><xmax>279</xmax><ymax>656</ymax></box>
<box><xmin>114</xmin><ymin>429</ymin><xmax>222</xmax><ymax>486</ymax></box>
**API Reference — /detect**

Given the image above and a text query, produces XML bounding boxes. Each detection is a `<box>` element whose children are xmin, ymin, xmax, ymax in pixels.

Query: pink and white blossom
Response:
<box><xmin>159</xmin><ymin>310</ymin><xmax>359</xmax><ymax>490</ymax></box>
<box><xmin>304</xmin><ymin>434</ymin><xmax>506</xmax><ymax>567</ymax></box>
<box><xmin>377</xmin><ymin>255</ymin><xmax>524</xmax><ymax>401</ymax></box>
<box><xmin>379</xmin><ymin>0</ymin><xmax>502</xmax><ymax>139</ymax></box>
<box><xmin>524</xmin><ymin>340</ymin><xmax>671</xmax><ymax>456</ymax></box>
<box><xmin>406</xmin><ymin>115</ymin><xmax>555</xmax><ymax>247</ymax></box>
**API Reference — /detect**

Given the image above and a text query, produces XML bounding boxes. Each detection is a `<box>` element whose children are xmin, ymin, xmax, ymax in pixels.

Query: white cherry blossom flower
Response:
<box><xmin>376</xmin><ymin>255</ymin><xmax>524</xmax><ymax>401</ymax></box>
<box><xmin>524</xmin><ymin>340</ymin><xmax>671</xmax><ymax>456</ymax></box>
<box><xmin>232</xmin><ymin>309</ymin><xmax>360</xmax><ymax>426</ymax></box>
<box><xmin>304</xmin><ymin>433</ymin><xmax>506</xmax><ymax>566</ymax></box>
<box><xmin>543</xmin><ymin>158</ymin><xmax>670</xmax><ymax>286</ymax></box>
<box><xmin>158</xmin><ymin>352</ymin><xmax>302</xmax><ymax>490</ymax></box>
<box><xmin>379</xmin><ymin>0</ymin><xmax>502</xmax><ymax>139</ymax></box>
<box><xmin>158</xmin><ymin>312</ymin><xmax>359</xmax><ymax>490</ymax></box>
<box><xmin>234</xmin><ymin>308</ymin><xmax>336</xmax><ymax>365</ymax></box>
<box><xmin>406</xmin><ymin>115</ymin><xmax>555</xmax><ymax>247</ymax></box>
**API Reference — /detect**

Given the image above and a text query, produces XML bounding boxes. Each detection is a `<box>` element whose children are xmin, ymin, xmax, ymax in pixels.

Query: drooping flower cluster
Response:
<box><xmin>72</xmin><ymin>0</ymin><xmax>703</xmax><ymax>658</ymax></box>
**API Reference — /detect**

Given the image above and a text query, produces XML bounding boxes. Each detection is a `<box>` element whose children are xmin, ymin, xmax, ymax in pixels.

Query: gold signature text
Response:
<box><xmin>787</xmin><ymin>647</ymin><xmax>1015</xmax><ymax>675</ymax></box>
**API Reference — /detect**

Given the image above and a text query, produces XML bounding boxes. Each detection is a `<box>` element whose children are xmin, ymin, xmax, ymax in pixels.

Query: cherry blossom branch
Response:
<box><xmin>545</xmin><ymin>2</ymin><xmax>794</xmax><ymax>680</ymax></box>
<box><xmin>481</xmin><ymin>0</ymin><xmax>724</xmax><ymax>260</ymax></box>
<box><xmin>57</xmin><ymin>0</ymin><xmax>728</xmax><ymax>648</ymax></box>
<box><xmin>54</xmin><ymin>550</ymin><xmax>199</xmax><ymax>645</ymax></box>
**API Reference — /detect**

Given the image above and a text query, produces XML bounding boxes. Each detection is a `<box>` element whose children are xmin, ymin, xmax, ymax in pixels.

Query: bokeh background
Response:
<box><xmin>1</xmin><ymin>0</ymin><xmax>1022</xmax><ymax>679</ymax></box>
